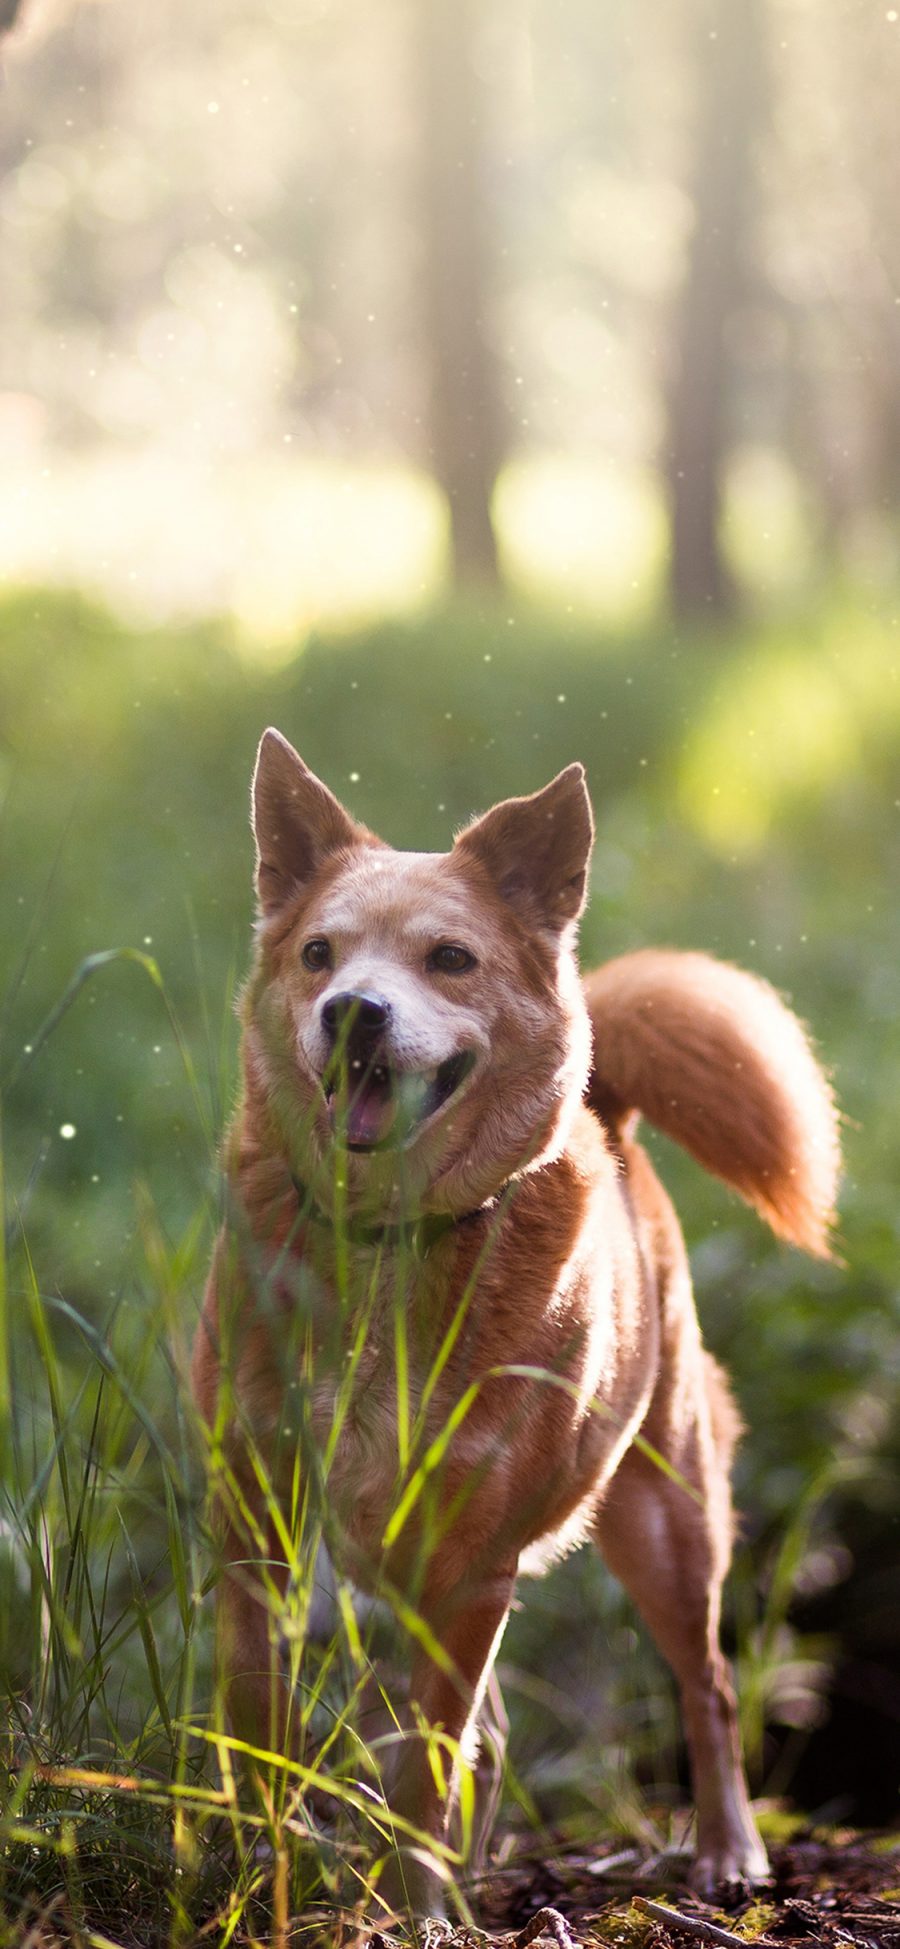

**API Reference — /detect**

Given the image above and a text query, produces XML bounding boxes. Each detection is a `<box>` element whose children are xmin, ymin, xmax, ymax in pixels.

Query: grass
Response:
<box><xmin>0</xmin><ymin>1083</ymin><xmax>862</xmax><ymax>1947</ymax></box>
<box><xmin>2</xmin><ymin>981</ymin><xmax>640</xmax><ymax>1947</ymax></box>
<box><xmin>0</xmin><ymin>966</ymin><xmax>859</xmax><ymax>1947</ymax></box>
<box><xmin>0</xmin><ymin>965</ymin><xmax>533</xmax><ymax>1942</ymax></box>
<box><xmin>0</xmin><ymin>945</ymin><xmax>700</xmax><ymax>1941</ymax></box>
<box><xmin>2</xmin><ymin>584</ymin><xmax>899</xmax><ymax>1943</ymax></box>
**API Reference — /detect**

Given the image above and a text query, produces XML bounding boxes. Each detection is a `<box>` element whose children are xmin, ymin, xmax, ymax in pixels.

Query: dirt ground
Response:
<box><xmin>417</xmin><ymin>1831</ymin><xmax>900</xmax><ymax>1949</ymax></box>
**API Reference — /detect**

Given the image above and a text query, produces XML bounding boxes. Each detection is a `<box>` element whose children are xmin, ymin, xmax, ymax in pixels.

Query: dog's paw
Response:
<box><xmin>690</xmin><ymin>1836</ymin><xmax>771</xmax><ymax>1905</ymax></box>
<box><xmin>375</xmin><ymin>1850</ymin><xmax>450</xmax><ymax>1928</ymax></box>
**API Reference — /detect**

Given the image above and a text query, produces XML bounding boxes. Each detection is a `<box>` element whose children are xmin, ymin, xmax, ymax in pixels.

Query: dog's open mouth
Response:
<box><xmin>324</xmin><ymin>1051</ymin><xmax>474</xmax><ymax>1152</ymax></box>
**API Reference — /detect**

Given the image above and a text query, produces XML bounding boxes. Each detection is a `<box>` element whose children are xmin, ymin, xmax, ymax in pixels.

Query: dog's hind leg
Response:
<box><xmin>592</xmin><ymin>1347</ymin><xmax>768</xmax><ymax>1895</ymax></box>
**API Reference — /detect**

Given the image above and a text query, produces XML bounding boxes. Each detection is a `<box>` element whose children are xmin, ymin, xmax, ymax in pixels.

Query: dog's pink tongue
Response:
<box><xmin>345</xmin><ymin>1074</ymin><xmax>397</xmax><ymax>1148</ymax></box>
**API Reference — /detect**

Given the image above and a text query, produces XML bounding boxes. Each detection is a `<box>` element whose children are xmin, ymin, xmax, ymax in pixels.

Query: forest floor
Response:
<box><xmin>325</xmin><ymin>1831</ymin><xmax>900</xmax><ymax>1949</ymax></box>
<box><xmin>456</xmin><ymin>1832</ymin><xmax>900</xmax><ymax>1949</ymax></box>
<box><xmin>5</xmin><ymin>1825</ymin><xmax>900</xmax><ymax>1948</ymax></box>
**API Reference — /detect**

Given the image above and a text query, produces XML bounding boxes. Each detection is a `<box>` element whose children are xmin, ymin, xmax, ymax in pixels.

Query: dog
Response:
<box><xmin>192</xmin><ymin>729</ymin><xmax>840</xmax><ymax>1919</ymax></box>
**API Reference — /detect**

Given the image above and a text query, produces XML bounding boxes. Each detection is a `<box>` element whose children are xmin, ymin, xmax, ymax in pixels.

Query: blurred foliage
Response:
<box><xmin>2</xmin><ymin>0</ymin><xmax>899</xmax><ymax>1919</ymax></box>
<box><xmin>2</xmin><ymin>588</ymin><xmax>899</xmax><ymax>1829</ymax></box>
<box><xmin>3</xmin><ymin>0</ymin><xmax>900</xmax><ymax>626</ymax></box>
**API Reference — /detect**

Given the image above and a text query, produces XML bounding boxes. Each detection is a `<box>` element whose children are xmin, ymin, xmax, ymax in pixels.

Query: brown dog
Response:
<box><xmin>192</xmin><ymin>730</ymin><xmax>840</xmax><ymax>1917</ymax></box>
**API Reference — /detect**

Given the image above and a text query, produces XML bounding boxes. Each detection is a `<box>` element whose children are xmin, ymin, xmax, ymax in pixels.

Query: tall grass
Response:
<box><xmin>0</xmin><ymin>942</ymin><xmax>850</xmax><ymax>1949</ymax></box>
<box><xmin>1</xmin><ymin>953</ymin><xmax>224</xmax><ymax>1946</ymax></box>
<box><xmin>0</xmin><ymin>952</ymin><xmax>540</xmax><ymax>1944</ymax></box>
<box><xmin>4</xmin><ymin>573</ymin><xmax>892</xmax><ymax>1943</ymax></box>
<box><xmin>0</xmin><ymin>942</ymin><xmax>699</xmax><ymax>1945</ymax></box>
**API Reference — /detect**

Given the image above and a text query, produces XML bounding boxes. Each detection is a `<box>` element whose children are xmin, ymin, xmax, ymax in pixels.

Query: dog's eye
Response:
<box><xmin>428</xmin><ymin>943</ymin><xmax>477</xmax><ymax>975</ymax></box>
<box><xmin>302</xmin><ymin>938</ymin><xmax>332</xmax><ymax>972</ymax></box>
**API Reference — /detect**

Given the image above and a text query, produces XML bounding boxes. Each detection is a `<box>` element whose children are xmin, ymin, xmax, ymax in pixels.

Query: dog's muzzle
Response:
<box><xmin>320</xmin><ymin>991</ymin><xmax>473</xmax><ymax>1152</ymax></box>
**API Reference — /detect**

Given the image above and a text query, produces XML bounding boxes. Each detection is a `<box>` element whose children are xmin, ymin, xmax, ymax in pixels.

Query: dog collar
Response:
<box><xmin>290</xmin><ymin>1174</ymin><xmax>489</xmax><ymax>1259</ymax></box>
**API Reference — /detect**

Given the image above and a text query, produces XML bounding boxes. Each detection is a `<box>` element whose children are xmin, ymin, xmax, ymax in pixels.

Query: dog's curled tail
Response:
<box><xmin>583</xmin><ymin>949</ymin><xmax>840</xmax><ymax>1258</ymax></box>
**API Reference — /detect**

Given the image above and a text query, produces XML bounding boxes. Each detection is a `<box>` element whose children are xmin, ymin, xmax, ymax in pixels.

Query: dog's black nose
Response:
<box><xmin>321</xmin><ymin>992</ymin><xmax>391</xmax><ymax>1041</ymax></box>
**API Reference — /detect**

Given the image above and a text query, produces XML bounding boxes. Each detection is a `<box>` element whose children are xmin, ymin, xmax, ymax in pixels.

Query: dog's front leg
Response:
<box><xmin>217</xmin><ymin>1520</ymin><xmax>293</xmax><ymax>1772</ymax></box>
<box><xmin>378</xmin><ymin>1566</ymin><xmax>516</xmax><ymax>1922</ymax></box>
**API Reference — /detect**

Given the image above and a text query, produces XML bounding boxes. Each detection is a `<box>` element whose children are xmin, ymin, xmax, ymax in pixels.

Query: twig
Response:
<box><xmin>586</xmin><ymin>1848</ymin><xmax>640</xmax><ymax>1876</ymax></box>
<box><xmin>513</xmin><ymin>1909</ymin><xmax>578</xmax><ymax>1949</ymax></box>
<box><xmin>632</xmin><ymin>1895</ymin><xmax>773</xmax><ymax>1948</ymax></box>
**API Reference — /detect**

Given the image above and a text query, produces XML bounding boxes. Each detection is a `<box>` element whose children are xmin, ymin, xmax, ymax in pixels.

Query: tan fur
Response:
<box><xmin>584</xmin><ymin>950</ymin><xmax>840</xmax><ymax>1257</ymax></box>
<box><xmin>192</xmin><ymin>733</ymin><xmax>841</xmax><ymax>1919</ymax></box>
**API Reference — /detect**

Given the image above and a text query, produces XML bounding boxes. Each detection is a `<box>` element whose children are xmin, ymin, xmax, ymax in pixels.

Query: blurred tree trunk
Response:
<box><xmin>665</xmin><ymin>0</ymin><xmax>766</xmax><ymax>621</ymax></box>
<box><xmin>837</xmin><ymin>8</ymin><xmax>900</xmax><ymax>527</ymax></box>
<box><xmin>415</xmin><ymin>0</ymin><xmax>502</xmax><ymax>589</ymax></box>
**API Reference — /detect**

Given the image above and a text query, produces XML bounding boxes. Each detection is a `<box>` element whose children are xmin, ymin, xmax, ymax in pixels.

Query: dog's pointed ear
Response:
<box><xmin>251</xmin><ymin>729</ymin><xmax>361</xmax><ymax>914</ymax></box>
<box><xmin>455</xmin><ymin>764</ymin><xmax>594</xmax><ymax>934</ymax></box>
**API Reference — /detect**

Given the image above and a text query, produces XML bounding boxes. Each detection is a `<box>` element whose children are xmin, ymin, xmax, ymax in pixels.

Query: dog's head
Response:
<box><xmin>245</xmin><ymin>729</ymin><xmax>594</xmax><ymax>1217</ymax></box>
